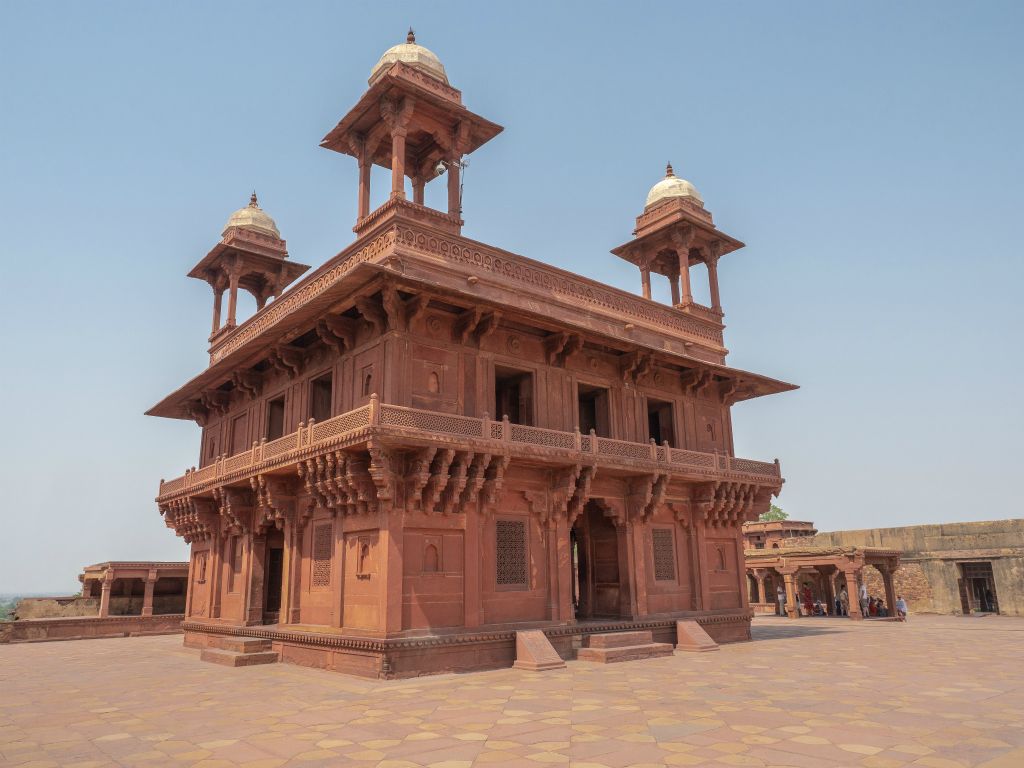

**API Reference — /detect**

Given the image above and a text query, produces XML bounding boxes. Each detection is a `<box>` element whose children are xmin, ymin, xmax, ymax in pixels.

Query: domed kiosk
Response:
<box><xmin>320</xmin><ymin>29</ymin><xmax>502</xmax><ymax>231</ymax></box>
<box><xmin>187</xmin><ymin>193</ymin><xmax>309</xmax><ymax>339</ymax></box>
<box><xmin>611</xmin><ymin>163</ymin><xmax>743</xmax><ymax>312</ymax></box>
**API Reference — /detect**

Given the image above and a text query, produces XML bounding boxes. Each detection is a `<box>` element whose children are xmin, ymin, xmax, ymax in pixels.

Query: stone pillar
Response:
<box><xmin>679</xmin><ymin>257</ymin><xmax>693</xmax><ymax>305</ymax></box>
<box><xmin>390</xmin><ymin>128</ymin><xmax>407</xmax><ymax>199</ymax></box>
<box><xmin>545</xmin><ymin>519</ymin><xmax>560</xmax><ymax>621</ymax></box>
<box><xmin>707</xmin><ymin>257</ymin><xmax>722</xmax><ymax>312</ymax></box>
<box><xmin>226</xmin><ymin>265</ymin><xmax>241</xmax><ymax>328</ymax></box>
<box><xmin>210</xmin><ymin>533</ymin><xmax>223</xmax><ymax>619</ymax></box>
<box><xmin>379</xmin><ymin>505</ymin><xmax>405</xmax><ymax>633</ymax></box>
<box><xmin>245</xmin><ymin>533</ymin><xmax>266</xmax><ymax>625</ymax></box>
<box><xmin>555</xmin><ymin>515</ymin><xmax>574</xmax><ymax>622</ymax></box>
<box><xmin>142</xmin><ymin>569</ymin><xmax>157</xmax><ymax>617</ymax></box>
<box><xmin>412</xmin><ymin>176</ymin><xmax>425</xmax><ymax>206</ymax></box>
<box><xmin>669</xmin><ymin>270</ymin><xmax>681</xmax><ymax>305</ymax></box>
<box><xmin>630</xmin><ymin>520</ymin><xmax>649</xmax><ymax>619</ymax></box>
<box><xmin>447</xmin><ymin>157</ymin><xmax>461</xmax><ymax>216</ymax></box>
<box><xmin>782</xmin><ymin>570</ymin><xmax>798</xmax><ymax>619</ymax></box>
<box><xmin>358</xmin><ymin>157</ymin><xmax>371</xmax><ymax>219</ymax></box>
<box><xmin>754</xmin><ymin>570</ymin><xmax>766</xmax><ymax>606</ymax></box>
<box><xmin>640</xmin><ymin>267</ymin><xmax>652</xmax><ymax>300</ymax></box>
<box><xmin>881</xmin><ymin>566</ymin><xmax>897</xmax><ymax>619</ymax></box>
<box><xmin>211</xmin><ymin>288</ymin><xmax>223</xmax><ymax>335</ymax></box>
<box><xmin>844</xmin><ymin>569</ymin><xmax>864</xmax><ymax>620</ymax></box>
<box><xmin>98</xmin><ymin>571</ymin><xmax>113</xmax><ymax>618</ymax></box>
<box><xmin>694</xmin><ymin>520</ymin><xmax>711</xmax><ymax>611</ymax></box>
<box><xmin>464</xmin><ymin>508</ymin><xmax>482</xmax><ymax>628</ymax></box>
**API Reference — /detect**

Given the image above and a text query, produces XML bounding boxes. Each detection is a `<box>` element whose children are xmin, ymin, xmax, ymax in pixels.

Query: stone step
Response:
<box><xmin>200</xmin><ymin>648</ymin><xmax>278</xmax><ymax>667</ymax></box>
<box><xmin>586</xmin><ymin>630</ymin><xmax>654</xmax><ymax>649</ymax></box>
<box><xmin>206</xmin><ymin>635</ymin><xmax>272</xmax><ymax>654</ymax></box>
<box><xmin>577</xmin><ymin>641</ymin><xmax>674</xmax><ymax>664</ymax></box>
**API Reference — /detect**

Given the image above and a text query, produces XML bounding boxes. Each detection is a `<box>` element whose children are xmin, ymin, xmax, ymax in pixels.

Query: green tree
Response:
<box><xmin>759</xmin><ymin>504</ymin><xmax>788</xmax><ymax>522</ymax></box>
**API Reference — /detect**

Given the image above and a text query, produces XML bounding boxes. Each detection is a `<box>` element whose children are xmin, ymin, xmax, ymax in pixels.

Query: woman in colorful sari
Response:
<box><xmin>802</xmin><ymin>584</ymin><xmax>813</xmax><ymax>616</ymax></box>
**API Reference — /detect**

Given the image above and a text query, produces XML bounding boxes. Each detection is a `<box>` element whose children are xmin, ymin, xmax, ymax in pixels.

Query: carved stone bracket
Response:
<box><xmin>200</xmin><ymin>390</ymin><xmax>230</xmax><ymax>417</ymax></box>
<box><xmin>681</xmin><ymin>368</ymin><xmax>715</xmax><ymax>397</ymax></box>
<box><xmin>160</xmin><ymin>496</ymin><xmax>218</xmax><ymax>543</ymax></box>
<box><xmin>268</xmin><ymin>346</ymin><xmax>304</xmax><ymax>379</ymax></box>
<box><xmin>251</xmin><ymin>474</ymin><xmax>300</xmax><ymax>531</ymax></box>
<box><xmin>316</xmin><ymin>315</ymin><xmax>357</xmax><ymax>353</ymax></box>
<box><xmin>545</xmin><ymin>332</ymin><xmax>584</xmax><ymax>367</ymax></box>
<box><xmin>231</xmin><ymin>370</ymin><xmax>262</xmax><ymax>400</ymax></box>
<box><xmin>354</xmin><ymin>296</ymin><xmax>387</xmax><ymax>335</ymax></box>
<box><xmin>620</xmin><ymin>351</ymin><xmax>654</xmax><ymax>385</ymax></box>
<box><xmin>421</xmin><ymin>448</ymin><xmax>456</xmax><ymax>512</ymax></box>
<box><xmin>481</xmin><ymin>455</ymin><xmax>511</xmax><ymax>516</ymax></box>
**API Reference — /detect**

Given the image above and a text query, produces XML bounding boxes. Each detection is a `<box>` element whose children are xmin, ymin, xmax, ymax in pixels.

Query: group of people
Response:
<box><xmin>775</xmin><ymin>581</ymin><xmax>908</xmax><ymax>621</ymax></box>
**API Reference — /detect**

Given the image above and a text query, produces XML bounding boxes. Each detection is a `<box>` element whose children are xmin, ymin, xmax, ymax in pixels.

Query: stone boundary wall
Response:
<box><xmin>0</xmin><ymin>614</ymin><xmax>183</xmax><ymax>644</ymax></box>
<box><xmin>806</xmin><ymin>520</ymin><xmax>1024</xmax><ymax>616</ymax></box>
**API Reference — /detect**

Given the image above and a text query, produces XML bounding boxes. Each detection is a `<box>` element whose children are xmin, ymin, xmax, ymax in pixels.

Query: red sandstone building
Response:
<box><xmin>148</xmin><ymin>33</ymin><xmax>795</xmax><ymax>676</ymax></box>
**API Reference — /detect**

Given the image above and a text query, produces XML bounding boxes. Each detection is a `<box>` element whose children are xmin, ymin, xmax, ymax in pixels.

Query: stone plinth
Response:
<box><xmin>576</xmin><ymin>630</ymin><xmax>673</xmax><ymax>664</ymax></box>
<box><xmin>675</xmin><ymin>619</ymin><xmax>719</xmax><ymax>652</ymax></box>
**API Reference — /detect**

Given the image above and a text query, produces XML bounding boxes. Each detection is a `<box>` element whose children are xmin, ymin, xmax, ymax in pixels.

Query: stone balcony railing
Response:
<box><xmin>157</xmin><ymin>397</ymin><xmax>781</xmax><ymax>503</ymax></box>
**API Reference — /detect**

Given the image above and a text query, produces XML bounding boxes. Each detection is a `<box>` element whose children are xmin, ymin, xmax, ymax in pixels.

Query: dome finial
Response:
<box><xmin>407</xmin><ymin>27</ymin><xmax>416</xmax><ymax>44</ymax></box>
<box><xmin>249</xmin><ymin>191</ymin><xmax>259</xmax><ymax>208</ymax></box>
<box><xmin>666</xmin><ymin>162</ymin><xmax>674</xmax><ymax>178</ymax></box>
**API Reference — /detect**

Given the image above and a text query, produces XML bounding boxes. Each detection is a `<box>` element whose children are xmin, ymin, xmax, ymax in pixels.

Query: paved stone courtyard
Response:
<box><xmin>2</xmin><ymin>616</ymin><xmax>1022</xmax><ymax>768</ymax></box>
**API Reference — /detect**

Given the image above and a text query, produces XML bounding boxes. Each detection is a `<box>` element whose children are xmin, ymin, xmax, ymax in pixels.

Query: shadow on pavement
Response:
<box><xmin>751</xmin><ymin>622</ymin><xmax>846</xmax><ymax>640</ymax></box>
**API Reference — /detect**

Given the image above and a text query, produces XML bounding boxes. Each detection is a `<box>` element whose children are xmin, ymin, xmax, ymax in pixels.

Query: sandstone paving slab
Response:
<box><xmin>2</xmin><ymin>616</ymin><xmax>1024</xmax><ymax>767</ymax></box>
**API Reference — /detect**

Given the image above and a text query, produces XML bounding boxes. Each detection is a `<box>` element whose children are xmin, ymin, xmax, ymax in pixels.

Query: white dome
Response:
<box><xmin>223</xmin><ymin>193</ymin><xmax>280</xmax><ymax>238</ymax></box>
<box><xmin>369</xmin><ymin>29</ymin><xmax>448</xmax><ymax>86</ymax></box>
<box><xmin>645</xmin><ymin>163</ymin><xmax>703</xmax><ymax>209</ymax></box>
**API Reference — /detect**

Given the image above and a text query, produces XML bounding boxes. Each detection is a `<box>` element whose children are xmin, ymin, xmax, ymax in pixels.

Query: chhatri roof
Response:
<box><xmin>223</xmin><ymin>193</ymin><xmax>280</xmax><ymax>239</ymax></box>
<box><xmin>369</xmin><ymin>28</ymin><xmax>448</xmax><ymax>86</ymax></box>
<box><xmin>646</xmin><ymin>162</ymin><xmax>703</xmax><ymax>209</ymax></box>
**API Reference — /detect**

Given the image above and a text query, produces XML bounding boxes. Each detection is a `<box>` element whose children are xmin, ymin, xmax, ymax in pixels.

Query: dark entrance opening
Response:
<box><xmin>572</xmin><ymin>501</ymin><xmax>624</xmax><ymax>619</ymax></box>
<box><xmin>646</xmin><ymin>398</ymin><xmax>675</xmax><ymax>447</ymax></box>
<box><xmin>960</xmin><ymin>561</ymin><xmax>999</xmax><ymax>614</ymax></box>
<box><xmin>494</xmin><ymin>366</ymin><xmax>533</xmax><ymax>425</ymax></box>
<box><xmin>264</xmin><ymin>528</ymin><xmax>285</xmax><ymax>623</ymax></box>
<box><xmin>577</xmin><ymin>384</ymin><xmax>610</xmax><ymax>437</ymax></box>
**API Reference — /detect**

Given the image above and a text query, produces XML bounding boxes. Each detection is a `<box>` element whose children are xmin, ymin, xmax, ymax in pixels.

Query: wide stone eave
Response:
<box><xmin>147</xmin><ymin>210</ymin><xmax>797</xmax><ymax>421</ymax></box>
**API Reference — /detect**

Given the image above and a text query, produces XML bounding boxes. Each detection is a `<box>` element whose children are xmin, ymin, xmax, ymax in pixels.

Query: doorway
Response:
<box><xmin>263</xmin><ymin>528</ymin><xmax>285</xmax><ymax>624</ymax></box>
<box><xmin>959</xmin><ymin>561</ymin><xmax>999</xmax><ymax>614</ymax></box>
<box><xmin>572</xmin><ymin>501</ymin><xmax>624</xmax><ymax>619</ymax></box>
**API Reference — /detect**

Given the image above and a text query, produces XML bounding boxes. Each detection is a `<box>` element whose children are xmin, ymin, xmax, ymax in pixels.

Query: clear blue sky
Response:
<box><xmin>2</xmin><ymin>2</ymin><xmax>1022</xmax><ymax>593</ymax></box>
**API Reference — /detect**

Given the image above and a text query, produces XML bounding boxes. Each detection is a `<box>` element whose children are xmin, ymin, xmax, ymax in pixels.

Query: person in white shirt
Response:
<box><xmin>895</xmin><ymin>595</ymin><xmax>908</xmax><ymax>622</ymax></box>
<box><xmin>859</xmin><ymin>581</ymin><xmax>869</xmax><ymax>617</ymax></box>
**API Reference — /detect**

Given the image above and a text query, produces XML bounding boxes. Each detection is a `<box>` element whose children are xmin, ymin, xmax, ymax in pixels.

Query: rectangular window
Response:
<box><xmin>229</xmin><ymin>414</ymin><xmax>248</xmax><ymax>455</ymax></box>
<box><xmin>577</xmin><ymin>384</ymin><xmax>610</xmax><ymax>437</ymax></box>
<box><xmin>266</xmin><ymin>397</ymin><xmax>285</xmax><ymax>440</ymax></box>
<box><xmin>312</xmin><ymin>523</ymin><xmax>332</xmax><ymax>588</ymax></box>
<box><xmin>309</xmin><ymin>373</ymin><xmax>333</xmax><ymax>423</ymax></box>
<box><xmin>652</xmin><ymin>528</ymin><xmax>676</xmax><ymax>582</ymax></box>
<box><xmin>494</xmin><ymin>366</ymin><xmax>533</xmax><ymax>426</ymax></box>
<box><xmin>495</xmin><ymin>519</ymin><xmax>528</xmax><ymax>589</ymax></box>
<box><xmin>646</xmin><ymin>398</ymin><xmax>675</xmax><ymax>447</ymax></box>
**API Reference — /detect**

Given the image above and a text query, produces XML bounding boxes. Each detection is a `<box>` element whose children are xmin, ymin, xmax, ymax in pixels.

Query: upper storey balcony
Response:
<box><xmin>157</xmin><ymin>395</ymin><xmax>781</xmax><ymax>506</ymax></box>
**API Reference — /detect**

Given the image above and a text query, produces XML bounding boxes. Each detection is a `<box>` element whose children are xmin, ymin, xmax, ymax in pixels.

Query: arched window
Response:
<box><xmin>423</xmin><ymin>544</ymin><xmax>439</xmax><ymax>573</ymax></box>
